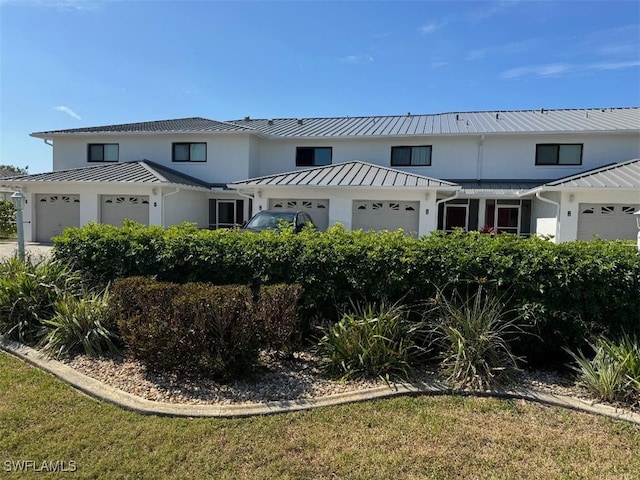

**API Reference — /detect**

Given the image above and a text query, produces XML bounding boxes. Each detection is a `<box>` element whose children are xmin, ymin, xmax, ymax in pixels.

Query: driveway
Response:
<box><xmin>0</xmin><ymin>241</ymin><xmax>53</xmax><ymax>260</ymax></box>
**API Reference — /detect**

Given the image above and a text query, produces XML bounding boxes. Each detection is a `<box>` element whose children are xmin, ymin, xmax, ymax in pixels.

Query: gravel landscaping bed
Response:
<box><xmin>59</xmin><ymin>350</ymin><xmax>639</xmax><ymax>413</ymax></box>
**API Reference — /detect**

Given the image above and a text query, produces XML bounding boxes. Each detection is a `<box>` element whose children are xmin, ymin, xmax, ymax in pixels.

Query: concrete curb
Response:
<box><xmin>2</xmin><ymin>338</ymin><xmax>639</xmax><ymax>424</ymax></box>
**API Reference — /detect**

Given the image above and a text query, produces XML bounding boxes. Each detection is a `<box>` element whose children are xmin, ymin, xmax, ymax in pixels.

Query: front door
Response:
<box><xmin>209</xmin><ymin>199</ymin><xmax>244</xmax><ymax>229</ymax></box>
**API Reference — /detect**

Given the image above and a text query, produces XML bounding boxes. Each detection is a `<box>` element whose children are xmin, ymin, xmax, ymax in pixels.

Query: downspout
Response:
<box><xmin>434</xmin><ymin>190</ymin><xmax>460</xmax><ymax>232</ymax></box>
<box><xmin>161</xmin><ymin>187</ymin><xmax>180</xmax><ymax>227</ymax></box>
<box><xmin>535</xmin><ymin>190</ymin><xmax>560</xmax><ymax>241</ymax></box>
<box><xmin>43</xmin><ymin>139</ymin><xmax>53</xmax><ymax>147</ymax></box>
<box><xmin>476</xmin><ymin>135</ymin><xmax>485</xmax><ymax>180</ymax></box>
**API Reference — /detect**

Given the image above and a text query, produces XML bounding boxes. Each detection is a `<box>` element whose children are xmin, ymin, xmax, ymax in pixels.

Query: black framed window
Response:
<box><xmin>295</xmin><ymin>147</ymin><xmax>332</xmax><ymax>167</ymax></box>
<box><xmin>88</xmin><ymin>143</ymin><xmax>118</xmax><ymax>162</ymax></box>
<box><xmin>172</xmin><ymin>142</ymin><xmax>207</xmax><ymax>162</ymax></box>
<box><xmin>535</xmin><ymin>144</ymin><xmax>582</xmax><ymax>165</ymax></box>
<box><xmin>391</xmin><ymin>146</ymin><xmax>432</xmax><ymax>166</ymax></box>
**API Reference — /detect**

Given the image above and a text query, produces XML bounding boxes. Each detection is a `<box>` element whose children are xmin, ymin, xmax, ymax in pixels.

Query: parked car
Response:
<box><xmin>243</xmin><ymin>210</ymin><xmax>316</xmax><ymax>233</ymax></box>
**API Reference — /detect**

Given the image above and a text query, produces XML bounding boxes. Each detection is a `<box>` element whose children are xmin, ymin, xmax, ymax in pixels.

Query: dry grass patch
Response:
<box><xmin>1</xmin><ymin>352</ymin><xmax>639</xmax><ymax>479</ymax></box>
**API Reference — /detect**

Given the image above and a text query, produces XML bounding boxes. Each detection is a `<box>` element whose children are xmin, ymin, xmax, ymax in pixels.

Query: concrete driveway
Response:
<box><xmin>0</xmin><ymin>241</ymin><xmax>53</xmax><ymax>260</ymax></box>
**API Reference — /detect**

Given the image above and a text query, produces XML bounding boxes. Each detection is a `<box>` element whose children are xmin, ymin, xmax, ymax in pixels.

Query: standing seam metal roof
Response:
<box><xmin>31</xmin><ymin>117</ymin><xmax>255</xmax><ymax>136</ymax></box>
<box><xmin>30</xmin><ymin>108</ymin><xmax>640</xmax><ymax>138</ymax></box>
<box><xmin>229</xmin><ymin>161</ymin><xmax>459</xmax><ymax>188</ymax></box>
<box><xmin>228</xmin><ymin>107</ymin><xmax>640</xmax><ymax>137</ymax></box>
<box><xmin>0</xmin><ymin>161</ymin><xmax>211</xmax><ymax>189</ymax></box>
<box><xmin>538</xmin><ymin>158</ymin><xmax>640</xmax><ymax>189</ymax></box>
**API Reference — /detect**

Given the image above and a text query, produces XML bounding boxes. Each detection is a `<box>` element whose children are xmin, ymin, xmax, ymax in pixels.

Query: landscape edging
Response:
<box><xmin>1</xmin><ymin>337</ymin><xmax>639</xmax><ymax>424</ymax></box>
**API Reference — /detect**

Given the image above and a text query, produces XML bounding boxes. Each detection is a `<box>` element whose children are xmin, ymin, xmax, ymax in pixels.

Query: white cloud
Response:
<box><xmin>501</xmin><ymin>60</ymin><xmax>640</xmax><ymax>79</ymax></box>
<box><xmin>467</xmin><ymin>39</ymin><xmax>539</xmax><ymax>61</ymax></box>
<box><xmin>465</xmin><ymin>0</ymin><xmax>521</xmax><ymax>24</ymax></box>
<box><xmin>418</xmin><ymin>21</ymin><xmax>443</xmax><ymax>35</ymax></box>
<box><xmin>54</xmin><ymin>106</ymin><xmax>81</xmax><ymax>120</ymax></box>
<box><xmin>339</xmin><ymin>54</ymin><xmax>373</xmax><ymax>64</ymax></box>
<box><xmin>0</xmin><ymin>0</ymin><xmax>98</xmax><ymax>11</ymax></box>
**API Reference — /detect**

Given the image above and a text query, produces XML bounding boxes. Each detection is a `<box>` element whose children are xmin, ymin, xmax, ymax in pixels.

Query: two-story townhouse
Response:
<box><xmin>1</xmin><ymin>107</ymin><xmax>639</xmax><ymax>243</ymax></box>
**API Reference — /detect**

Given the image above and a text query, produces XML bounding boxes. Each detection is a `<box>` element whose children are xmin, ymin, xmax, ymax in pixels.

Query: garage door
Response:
<box><xmin>353</xmin><ymin>200</ymin><xmax>419</xmax><ymax>236</ymax></box>
<box><xmin>35</xmin><ymin>194</ymin><xmax>80</xmax><ymax>242</ymax></box>
<box><xmin>268</xmin><ymin>199</ymin><xmax>329</xmax><ymax>230</ymax></box>
<box><xmin>101</xmin><ymin>195</ymin><xmax>149</xmax><ymax>226</ymax></box>
<box><xmin>577</xmin><ymin>203</ymin><xmax>639</xmax><ymax>240</ymax></box>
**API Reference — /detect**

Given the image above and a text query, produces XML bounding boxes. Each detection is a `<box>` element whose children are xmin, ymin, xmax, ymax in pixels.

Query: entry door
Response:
<box><xmin>444</xmin><ymin>204</ymin><xmax>468</xmax><ymax>232</ymax></box>
<box><xmin>209</xmin><ymin>199</ymin><xmax>244</xmax><ymax>229</ymax></box>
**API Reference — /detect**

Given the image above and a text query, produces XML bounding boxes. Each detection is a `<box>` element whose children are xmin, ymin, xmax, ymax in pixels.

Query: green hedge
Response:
<box><xmin>54</xmin><ymin>222</ymin><xmax>640</xmax><ymax>366</ymax></box>
<box><xmin>110</xmin><ymin>277</ymin><xmax>303</xmax><ymax>378</ymax></box>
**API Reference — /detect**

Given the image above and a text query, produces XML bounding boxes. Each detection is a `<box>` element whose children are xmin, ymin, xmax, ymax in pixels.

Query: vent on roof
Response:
<box><xmin>244</xmin><ymin>116</ymin><xmax>251</xmax><ymax>121</ymax></box>
<box><xmin>407</xmin><ymin>112</ymin><xmax>411</xmax><ymax>117</ymax></box>
<box><xmin>456</xmin><ymin>114</ymin><xmax>460</xmax><ymax>121</ymax></box>
<box><xmin>540</xmin><ymin>108</ymin><xmax>545</xmax><ymax>114</ymax></box>
<box><xmin>297</xmin><ymin>119</ymin><xmax>303</xmax><ymax>125</ymax></box>
<box><xmin>268</xmin><ymin>119</ymin><xmax>274</xmax><ymax>125</ymax></box>
<box><xmin>495</xmin><ymin>113</ymin><xmax>500</xmax><ymax>120</ymax></box>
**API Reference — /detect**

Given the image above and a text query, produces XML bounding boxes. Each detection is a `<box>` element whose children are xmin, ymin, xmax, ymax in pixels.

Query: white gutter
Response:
<box><xmin>435</xmin><ymin>191</ymin><xmax>459</xmax><ymax>207</ymax></box>
<box><xmin>161</xmin><ymin>187</ymin><xmax>180</xmax><ymax>227</ymax></box>
<box><xmin>535</xmin><ymin>190</ymin><xmax>561</xmax><ymax>240</ymax></box>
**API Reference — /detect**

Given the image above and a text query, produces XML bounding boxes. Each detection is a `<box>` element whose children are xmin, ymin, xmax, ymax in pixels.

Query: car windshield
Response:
<box><xmin>245</xmin><ymin>211</ymin><xmax>296</xmax><ymax>230</ymax></box>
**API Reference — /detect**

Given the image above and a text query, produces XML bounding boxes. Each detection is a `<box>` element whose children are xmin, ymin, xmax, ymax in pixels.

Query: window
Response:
<box><xmin>295</xmin><ymin>147</ymin><xmax>332</xmax><ymax>167</ymax></box>
<box><xmin>172</xmin><ymin>142</ymin><xmax>207</xmax><ymax>162</ymax></box>
<box><xmin>391</xmin><ymin>146</ymin><xmax>432</xmax><ymax>166</ymax></box>
<box><xmin>535</xmin><ymin>144</ymin><xmax>582</xmax><ymax>165</ymax></box>
<box><xmin>88</xmin><ymin>144</ymin><xmax>118</xmax><ymax>162</ymax></box>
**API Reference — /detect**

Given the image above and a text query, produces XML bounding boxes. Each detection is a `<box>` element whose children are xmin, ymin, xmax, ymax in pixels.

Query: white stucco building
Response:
<box><xmin>1</xmin><ymin>107</ymin><xmax>639</xmax><ymax>242</ymax></box>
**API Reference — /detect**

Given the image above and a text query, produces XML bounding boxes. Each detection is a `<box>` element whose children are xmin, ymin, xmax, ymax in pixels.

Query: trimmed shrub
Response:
<box><xmin>316</xmin><ymin>302</ymin><xmax>424</xmax><ymax>381</ymax></box>
<box><xmin>112</xmin><ymin>278</ymin><xmax>258</xmax><ymax>379</ymax></box>
<box><xmin>0</xmin><ymin>256</ymin><xmax>84</xmax><ymax>344</ymax></box>
<box><xmin>0</xmin><ymin>200</ymin><xmax>16</xmax><ymax>238</ymax></box>
<box><xmin>54</xmin><ymin>223</ymin><xmax>640</xmax><ymax>366</ymax></box>
<box><xmin>40</xmin><ymin>289</ymin><xmax>118</xmax><ymax>358</ymax></box>
<box><xmin>255</xmin><ymin>283</ymin><xmax>304</xmax><ymax>353</ymax></box>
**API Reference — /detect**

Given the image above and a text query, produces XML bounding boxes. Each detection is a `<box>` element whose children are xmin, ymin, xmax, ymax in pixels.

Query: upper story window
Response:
<box><xmin>88</xmin><ymin>143</ymin><xmax>118</xmax><ymax>162</ymax></box>
<box><xmin>172</xmin><ymin>142</ymin><xmax>207</xmax><ymax>162</ymax></box>
<box><xmin>391</xmin><ymin>146</ymin><xmax>432</xmax><ymax>166</ymax></box>
<box><xmin>535</xmin><ymin>144</ymin><xmax>582</xmax><ymax>165</ymax></box>
<box><xmin>296</xmin><ymin>147</ymin><xmax>332</xmax><ymax>167</ymax></box>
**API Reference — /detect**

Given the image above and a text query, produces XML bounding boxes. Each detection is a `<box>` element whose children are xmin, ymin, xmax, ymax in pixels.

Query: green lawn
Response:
<box><xmin>1</xmin><ymin>352</ymin><xmax>639</xmax><ymax>479</ymax></box>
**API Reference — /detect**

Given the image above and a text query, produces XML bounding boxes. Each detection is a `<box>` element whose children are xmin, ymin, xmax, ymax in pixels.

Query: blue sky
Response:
<box><xmin>1</xmin><ymin>0</ymin><xmax>639</xmax><ymax>173</ymax></box>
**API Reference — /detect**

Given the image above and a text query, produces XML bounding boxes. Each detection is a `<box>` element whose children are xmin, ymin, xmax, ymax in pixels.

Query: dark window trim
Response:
<box><xmin>295</xmin><ymin>146</ymin><xmax>333</xmax><ymax>167</ymax></box>
<box><xmin>535</xmin><ymin>143</ymin><xmax>583</xmax><ymax>166</ymax></box>
<box><xmin>390</xmin><ymin>145</ymin><xmax>432</xmax><ymax>167</ymax></box>
<box><xmin>172</xmin><ymin>142</ymin><xmax>207</xmax><ymax>163</ymax></box>
<box><xmin>87</xmin><ymin>143</ymin><xmax>119</xmax><ymax>163</ymax></box>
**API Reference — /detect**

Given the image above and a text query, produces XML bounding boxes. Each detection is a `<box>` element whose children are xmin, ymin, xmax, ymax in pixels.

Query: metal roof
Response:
<box><xmin>0</xmin><ymin>160</ymin><xmax>211</xmax><ymax>190</ymax></box>
<box><xmin>228</xmin><ymin>107</ymin><xmax>640</xmax><ymax>137</ymax></box>
<box><xmin>229</xmin><ymin>161</ymin><xmax>459</xmax><ymax>189</ymax></box>
<box><xmin>31</xmin><ymin>117</ymin><xmax>255</xmax><ymax>137</ymax></box>
<box><xmin>456</xmin><ymin>180</ymin><xmax>548</xmax><ymax>198</ymax></box>
<box><xmin>31</xmin><ymin>108</ymin><xmax>640</xmax><ymax>139</ymax></box>
<box><xmin>523</xmin><ymin>158</ymin><xmax>640</xmax><ymax>193</ymax></box>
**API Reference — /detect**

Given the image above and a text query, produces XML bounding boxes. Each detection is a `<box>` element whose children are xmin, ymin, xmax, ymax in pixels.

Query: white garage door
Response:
<box><xmin>35</xmin><ymin>194</ymin><xmax>80</xmax><ymax>242</ymax></box>
<box><xmin>101</xmin><ymin>195</ymin><xmax>149</xmax><ymax>226</ymax></box>
<box><xmin>353</xmin><ymin>200</ymin><xmax>419</xmax><ymax>236</ymax></box>
<box><xmin>268</xmin><ymin>199</ymin><xmax>329</xmax><ymax>230</ymax></box>
<box><xmin>577</xmin><ymin>203</ymin><xmax>639</xmax><ymax>240</ymax></box>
